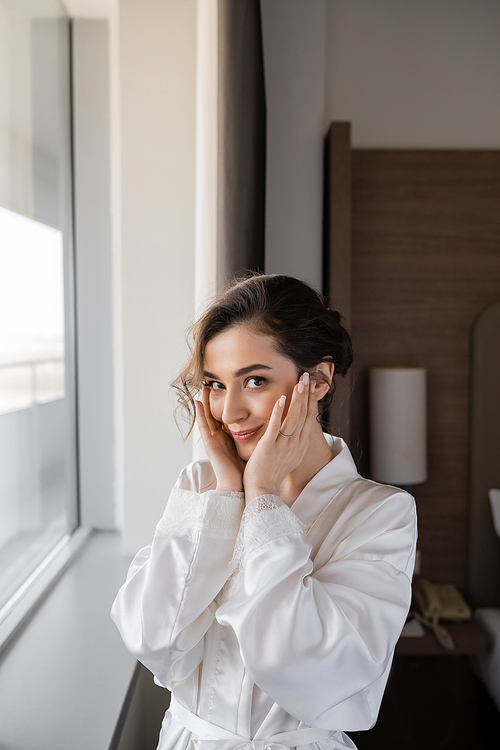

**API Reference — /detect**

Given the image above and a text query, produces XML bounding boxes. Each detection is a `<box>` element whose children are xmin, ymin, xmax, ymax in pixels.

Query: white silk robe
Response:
<box><xmin>111</xmin><ymin>436</ymin><xmax>417</xmax><ymax>750</ymax></box>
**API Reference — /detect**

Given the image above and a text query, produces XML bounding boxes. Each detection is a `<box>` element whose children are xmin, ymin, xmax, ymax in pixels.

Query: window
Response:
<box><xmin>0</xmin><ymin>0</ymin><xmax>77</xmax><ymax>618</ymax></box>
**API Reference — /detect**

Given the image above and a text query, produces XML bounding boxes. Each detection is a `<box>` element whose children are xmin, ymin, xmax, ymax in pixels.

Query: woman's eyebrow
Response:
<box><xmin>203</xmin><ymin>364</ymin><xmax>272</xmax><ymax>380</ymax></box>
<box><xmin>233</xmin><ymin>364</ymin><xmax>272</xmax><ymax>378</ymax></box>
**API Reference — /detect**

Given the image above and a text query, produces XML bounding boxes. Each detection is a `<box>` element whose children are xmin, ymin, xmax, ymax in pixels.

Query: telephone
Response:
<box><xmin>412</xmin><ymin>578</ymin><xmax>472</xmax><ymax>622</ymax></box>
<box><xmin>411</xmin><ymin>577</ymin><xmax>472</xmax><ymax>650</ymax></box>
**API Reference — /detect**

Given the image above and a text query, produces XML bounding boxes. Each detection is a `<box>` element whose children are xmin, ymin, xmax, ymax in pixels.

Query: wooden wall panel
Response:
<box><xmin>350</xmin><ymin>150</ymin><xmax>500</xmax><ymax>590</ymax></box>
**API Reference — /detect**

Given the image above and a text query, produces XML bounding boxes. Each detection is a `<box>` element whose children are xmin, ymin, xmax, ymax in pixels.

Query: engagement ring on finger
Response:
<box><xmin>278</xmin><ymin>430</ymin><xmax>294</xmax><ymax>438</ymax></box>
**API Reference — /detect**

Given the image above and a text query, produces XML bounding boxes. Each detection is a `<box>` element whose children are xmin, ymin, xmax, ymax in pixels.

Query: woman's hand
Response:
<box><xmin>195</xmin><ymin>386</ymin><xmax>246</xmax><ymax>492</ymax></box>
<box><xmin>242</xmin><ymin>373</ymin><xmax>316</xmax><ymax>503</ymax></box>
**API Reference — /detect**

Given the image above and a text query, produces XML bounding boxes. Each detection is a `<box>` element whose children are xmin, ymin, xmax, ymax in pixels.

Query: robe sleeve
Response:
<box><xmin>110</xmin><ymin>464</ymin><xmax>245</xmax><ymax>688</ymax></box>
<box><xmin>215</xmin><ymin>490</ymin><xmax>417</xmax><ymax>730</ymax></box>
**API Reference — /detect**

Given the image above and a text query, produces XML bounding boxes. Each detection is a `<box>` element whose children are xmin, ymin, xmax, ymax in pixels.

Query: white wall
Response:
<box><xmin>0</xmin><ymin>2</ymin><xmax>9</xmax><ymax>208</ymax></box>
<box><xmin>119</xmin><ymin>0</ymin><xmax>196</xmax><ymax>553</ymax></box>
<box><xmin>194</xmin><ymin>0</ymin><xmax>218</xmax><ymax>314</ymax></box>
<box><xmin>72</xmin><ymin>20</ymin><xmax>115</xmax><ymax>529</ymax></box>
<box><xmin>326</xmin><ymin>0</ymin><xmax>500</xmax><ymax>148</ymax></box>
<box><xmin>261</xmin><ymin>0</ymin><xmax>326</xmax><ymax>290</ymax></box>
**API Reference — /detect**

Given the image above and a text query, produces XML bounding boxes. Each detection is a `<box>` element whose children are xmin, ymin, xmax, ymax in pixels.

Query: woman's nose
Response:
<box><xmin>221</xmin><ymin>388</ymin><xmax>247</xmax><ymax>425</ymax></box>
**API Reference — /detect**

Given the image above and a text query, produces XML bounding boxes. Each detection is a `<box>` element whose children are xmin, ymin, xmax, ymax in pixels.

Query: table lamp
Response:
<box><xmin>369</xmin><ymin>367</ymin><xmax>427</xmax><ymax>490</ymax></box>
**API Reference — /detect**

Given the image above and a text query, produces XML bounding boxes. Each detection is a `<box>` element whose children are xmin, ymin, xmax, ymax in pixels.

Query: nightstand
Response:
<box><xmin>395</xmin><ymin>618</ymin><xmax>490</xmax><ymax>656</ymax></box>
<box><xmin>348</xmin><ymin>617</ymin><xmax>500</xmax><ymax>749</ymax></box>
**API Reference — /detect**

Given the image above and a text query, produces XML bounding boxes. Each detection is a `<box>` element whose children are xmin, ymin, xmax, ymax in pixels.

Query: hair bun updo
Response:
<box><xmin>326</xmin><ymin>307</ymin><xmax>353</xmax><ymax>378</ymax></box>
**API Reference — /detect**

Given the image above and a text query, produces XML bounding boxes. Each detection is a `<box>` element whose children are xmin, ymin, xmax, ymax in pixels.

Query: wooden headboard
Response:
<box><xmin>469</xmin><ymin>301</ymin><xmax>500</xmax><ymax>607</ymax></box>
<box><xmin>325</xmin><ymin>123</ymin><xmax>500</xmax><ymax>597</ymax></box>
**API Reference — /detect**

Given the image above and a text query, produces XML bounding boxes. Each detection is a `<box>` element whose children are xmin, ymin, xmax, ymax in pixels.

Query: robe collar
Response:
<box><xmin>290</xmin><ymin>434</ymin><xmax>360</xmax><ymax>531</ymax></box>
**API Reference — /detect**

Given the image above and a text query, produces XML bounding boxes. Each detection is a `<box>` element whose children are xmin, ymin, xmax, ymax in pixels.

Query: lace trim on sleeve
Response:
<box><xmin>216</xmin><ymin>494</ymin><xmax>304</xmax><ymax>604</ymax></box>
<box><xmin>234</xmin><ymin>494</ymin><xmax>304</xmax><ymax>561</ymax></box>
<box><xmin>154</xmin><ymin>488</ymin><xmax>245</xmax><ymax>542</ymax></box>
<box><xmin>216</xmin><ymin>491</ymin><xmax>245</xmax><ymax>500</ymax></box>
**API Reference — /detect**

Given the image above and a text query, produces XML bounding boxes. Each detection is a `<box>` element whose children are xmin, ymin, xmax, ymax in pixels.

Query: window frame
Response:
<box><xmin>0</xmin><ymin>5</ymin><xmax>80</xmax><ymax>648</ymax></box>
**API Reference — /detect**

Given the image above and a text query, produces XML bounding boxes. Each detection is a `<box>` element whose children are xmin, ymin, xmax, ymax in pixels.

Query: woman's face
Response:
<box><xmin>203</xmin><ymin>324</ymin><xmax>301</xmax><ymax>461</ymax></box>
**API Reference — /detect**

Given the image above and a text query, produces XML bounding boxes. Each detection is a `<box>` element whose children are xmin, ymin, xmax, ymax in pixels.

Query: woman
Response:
<box><xmin>111</xmin><ymin>274</ymin><xmax>417</xmax><ymax>750</ymax></box>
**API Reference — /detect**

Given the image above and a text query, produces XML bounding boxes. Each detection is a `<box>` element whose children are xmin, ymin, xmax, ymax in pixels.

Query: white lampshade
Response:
<box><xmin>489</xmin><ymin>489</ymin><xmax>500</xmax><ymax>538</ymax></box>
<box><xmin>370</xmin><ymin>367</ymin><xmax>427</xmax><ymax>485</ymax></box>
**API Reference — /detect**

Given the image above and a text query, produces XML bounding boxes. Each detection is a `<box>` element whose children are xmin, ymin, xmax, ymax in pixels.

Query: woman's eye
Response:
<box><xmin>203</xmin><ymin>380</ymin><xmax>224</xmax><ymax>391</ymax></box>
<box><xmin>246</xmin><ymin>376</ymin><xmax>267</xmax><ymax>389</ymax></box>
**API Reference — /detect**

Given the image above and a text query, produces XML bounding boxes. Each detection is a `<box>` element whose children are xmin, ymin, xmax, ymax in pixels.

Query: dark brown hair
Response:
<box><xmin>172</xmin><ymin>273</ymin><xmax>353</xmax><ymax>436</ymax></box>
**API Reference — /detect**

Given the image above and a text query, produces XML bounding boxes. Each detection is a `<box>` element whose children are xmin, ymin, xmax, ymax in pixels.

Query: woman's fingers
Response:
<box><xmin>298</xmin><ymin>371</ymin><xmax>310</xmax><ymax>423</ymax></box>
<box><xmin>298</xmin><ymin>377</ymin><xmax>317</xmax><ymax>440</ymax></box>
<box><xmin>278</xmin><ymin>372</ymin><xmax>310</xmax><ymax>439</ymax></box>
<box><xmin>195</xmin><ymin>399</ymin><xmax>212</xmax><ymax>441</ymax></box>
<box><xmin>243</xmin><ymin>375</ymin><xmax>314</xmax><ymax>498</ymax></box>
<box><xmin>201</xmin><ymin>385</ymin><xmax>218</xmax><ymax>434</ymax></box>
<box><xmin>266</xmin><ymin>393</ymin><xmax>287</xmax><ymax>439</ymax></box>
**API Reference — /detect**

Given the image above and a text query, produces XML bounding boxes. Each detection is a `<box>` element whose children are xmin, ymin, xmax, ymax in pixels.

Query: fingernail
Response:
<box><xmin>279</xmin><ymin>395</ymin><xmax>286</xmax><ymax>407</ymax></box>
<box><xmin>303</xmin><ymin>372</ymin><xmax>310</xmax><ymax>384</ymax></box>
<box><xmin>311</xmin><ymin>382</ymin><xmax>316</xmax><ymax>392</ymax></box>
<box><xmin>298</xmin><ymin>381</ymin><xmax>304</xmax><ymax>394</ymax></box>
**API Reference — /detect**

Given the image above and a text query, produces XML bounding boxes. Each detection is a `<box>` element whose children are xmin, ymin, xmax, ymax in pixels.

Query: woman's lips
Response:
<box><xmin>230</xmin><ymin>425</ymin><xmax>263</xmax><ymax>442</ymax></box>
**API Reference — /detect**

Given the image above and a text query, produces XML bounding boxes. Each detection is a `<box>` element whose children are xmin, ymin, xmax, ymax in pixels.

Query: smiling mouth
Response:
<box><xmin>230</xmin><ymin>426</ymin><xmax>263</xmax><ymax>442</ymax></box>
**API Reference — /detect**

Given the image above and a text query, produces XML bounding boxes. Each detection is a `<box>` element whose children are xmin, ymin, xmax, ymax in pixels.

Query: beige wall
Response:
<box><xmin>326</xmin><ymin>0</ymin><xmax>500</xmax><ymax>148</ymax></box>
<box><xmin>261</xmin><ymin>0</ymin><xmax>326</xmax><ymax>290</ymax></box>
<box><xmin>119</xmin><ymin>0</ymin><xmax>196</xmax><ymax>553</ymax></box>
